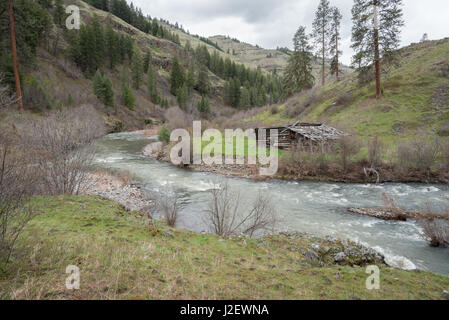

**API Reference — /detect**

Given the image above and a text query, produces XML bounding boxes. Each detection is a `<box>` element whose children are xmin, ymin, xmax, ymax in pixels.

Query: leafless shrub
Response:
<box><xmin>0</xmin><ymin>73</ymin><xmax>16</xmax><ymax>108</ymax></box>
<box><xmin>418</xmin><ymin>218</ymin><xmax>449</xmax><ymax>248</ymax></box>
<box><xmin>440</xmin><ymin>141</ymin><xmax>449</xmax><ymax>171</ymax></box>
<box><xmin>204</xmin><ymin>182</ymin><xmax>277</xmax><ymax>237</ymax></box>
<box><xmin>335</xmin><ymin>92</ymin><xmax>355</xmax><ymax>106</ymax></box>
<box><xmin>397</xmin><ymin>133</ymin><xmax>440</xmax><ymax>175</ymax></box>
<box><xmin>156</xmin><ymin>187</ymin><xmax>180</xmax><ymax>227</ymax></box>
<box><xmin>0</xmin><ymin>131</ymin><xmax>36</xmax><ymax>265</ymax></box>
<box><xmin>22</xmin><ymin>105</ymin><xmax>106</xmax><ymax>195</ymax></box>
<box><xmin>336</xmin><ymin>135</ymin><xmax>360</xmax><ymax>173</ymax></box>
<box><xmin>270</xmin><ymin>105</ymin><xmax>279</xmax><ymax>115</ymax></box>
<box><xmin>381</xmin><ymin>192</ymin><xmax>408</xmax><ymax>221</ymax></box>
<box><xmin>279</xmin><ymin>141</ymin><xmax>331</xmax><ymax>176</ymax></box>
<box><xmin>164</xmin><ymin>106</ymin><xmax>192</xmax><ymax>130</ymax></box>
<box><xmin>368</xmin><ymin>136</ymin><xmax>384</xmax><ymax>169</ymax></box>
<box><xmin>382</xmin><ymin>193</ymin><xmax>449</xmax><ymax>247</ymax></box>
<box><xmin>284</xmin><ymin>89</ymin><xmax>318</xmax><ymax>119</ymax></box>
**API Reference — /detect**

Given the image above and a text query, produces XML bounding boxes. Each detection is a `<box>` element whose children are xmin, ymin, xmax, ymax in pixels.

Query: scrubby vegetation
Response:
<box><xmin>1</xmin><ymin>195</ymin><xmax>448</xmax><ymax>300</ymax></box>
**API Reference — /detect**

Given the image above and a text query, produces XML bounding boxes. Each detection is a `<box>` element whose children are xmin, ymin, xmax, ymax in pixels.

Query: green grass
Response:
<box><xmin>1</xmin><ymin>196</ymin><xmax>448</xmax><ymax>300</ymax></box>
<box><xmin>198</xmin><ymin>134</ymin><xmax>283</xmax><ymax>158</ymax></box>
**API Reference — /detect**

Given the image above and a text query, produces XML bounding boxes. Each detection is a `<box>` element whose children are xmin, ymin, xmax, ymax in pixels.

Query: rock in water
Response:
<box><xmin>143</xmin><ymin>142</ymin><xmax>163</xmax><ymax>157</ymax></box>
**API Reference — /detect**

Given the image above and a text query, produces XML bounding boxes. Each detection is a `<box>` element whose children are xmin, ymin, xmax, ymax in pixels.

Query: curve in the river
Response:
<box><xmin>93</xmin><ymin>131</ymin><xmax>449</xmax><ymax>276</ymax></box>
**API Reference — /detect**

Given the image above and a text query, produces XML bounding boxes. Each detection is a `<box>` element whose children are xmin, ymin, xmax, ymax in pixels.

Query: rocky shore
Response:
<box><xmin>84</xmin><ymin>172</ymin><xmax>154</xmax><ymax>216</ymax></box>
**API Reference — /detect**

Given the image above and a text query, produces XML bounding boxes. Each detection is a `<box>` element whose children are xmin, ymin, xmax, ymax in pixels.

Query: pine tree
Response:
<box><xmin>170</xmin><ymin>56</ymin><xmax>185</xmax><ymax>95</ymax></box>
<box><xmin>197</xmin><ymin>96</ymin><xmax>210</xmax><ymax>114</ymax></box>
<box><xmin>283</xmin><ymin>26</ymin><xmax>315</xmax><ymax>96</ymax></box>
<box><xmin>121</xmin><ymin>69</ymin><xmax>135</xmax><ymax>110</ymax></box>
<box><xmin>105</xmin><ymin>25</ymin><xmax>120</xmax><ymax>69</ymax></box>
<box><xmin>329</xmin><ymin>7</ymin><xmax>343</xmax><ymax>81</ymax></box>
<box><xmin>186</xmin><ymin>65</ymin><xmax>195</xmax><ymax>94</ymax></box>
<box><xmin>196</xmin><ymin>66</ymin><xmax>210</xmax><ymax>96</ymax></box>
<box><xmin>239</xmin><ymin>87</ymin><xmax>251</xmax><ymax>110</ymax></box>
<box><xmin>131</xmin><ymin>48</ymin><xmax>143</xmax><ymax>89</ymax></box>
<box><xmin>102</xmin><ymin>75</ymin><xmax>114</xmax><ymax>107</ymax></box>
<box><xmin>351</xmin><ymin>0</ymin><xmax>404</xmax><ymax>97</ymax></box>
<box><xmin>93</xmin><ymin>70</ymin><xmax>104</xmax><ymax>98</ymax></box>
<box><xmin>177</xmin><ymin>83</ymin><xmax>189</xmax><ymax>109</ymax></box>
<box><xmin>93</xmin><ymin>71</ymin><xmax>114</xmax><ymax>107</ymax></box>
<box><xmin>91</xmin><ymin>16</ymin><xmax>105</xmax><ymax>68</ymax></box>
<box><xmin>143</xmin><ymin>50</ymin><xmax>152</xmax><ymax>73</ymax></box>
<box><xmin>147</xmin><ymin>64</ymin><xmax>160</xmax><ymax>104</ymax></box>
<box><xmin>54</xmin><ymin>0</ymin><xmax>65</xmax><ymax>27</ymax></box>
<box><xmin>312</xmin><ymin>0</ymin><xmax>332</xmax><ymax>86</ymax></box>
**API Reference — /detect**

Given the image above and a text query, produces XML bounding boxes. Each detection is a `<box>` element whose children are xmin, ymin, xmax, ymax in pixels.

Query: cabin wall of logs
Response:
<box><xmin>255</xmin><ymin>123</ymin><xmax>346</xmax><ymax>150</ymax></box>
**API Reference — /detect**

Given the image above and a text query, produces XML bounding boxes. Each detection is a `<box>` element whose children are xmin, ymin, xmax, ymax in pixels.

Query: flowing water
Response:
<box><xmin>93</xmin><ymin>131</ymin><xmax>449</xmax><ymax>276</ymax></box>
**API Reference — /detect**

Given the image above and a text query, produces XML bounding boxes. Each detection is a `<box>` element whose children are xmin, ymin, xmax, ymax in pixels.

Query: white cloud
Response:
<box><xmin>130</xmin><ymin>0</ymin><xmax>449</xmax><ymax>65</ymax></box>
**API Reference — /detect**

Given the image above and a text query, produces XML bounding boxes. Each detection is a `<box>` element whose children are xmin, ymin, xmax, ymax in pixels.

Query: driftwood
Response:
<box><xmin>364</xmin><ymin>167</ymin><xmax>380</xmax><ymax>184</ymax></box>
<box><xmin>348</xmin><ymin>208</ymin><xmax>411</xmax><ymax>221</ymax></box>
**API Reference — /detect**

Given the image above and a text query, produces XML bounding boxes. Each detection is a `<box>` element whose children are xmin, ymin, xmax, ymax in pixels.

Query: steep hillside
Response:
<box><xmin>209</xmin><ymin>35</ymin><xmax>289</xmax><ymax>73</ymax></box>
<box><xmin>210</xmin><ymin>35</ymin><xmax>353</xmax><ymax>78</ymax></box>
<box><xmin>29</xmin><ymin>0</ymin><xmax>228</xmax><ymax>130</ymax></box>
<box><xmin>245</xmin><ymin>38</ymin><xmax>449</xmax><ymax>144</ymax></box>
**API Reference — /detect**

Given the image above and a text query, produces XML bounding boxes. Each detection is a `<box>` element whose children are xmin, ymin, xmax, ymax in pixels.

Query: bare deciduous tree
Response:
<box><xmin>204</xmin><ymin>182</ymin><xmax>277</xmax><ymax>237</ymax></box>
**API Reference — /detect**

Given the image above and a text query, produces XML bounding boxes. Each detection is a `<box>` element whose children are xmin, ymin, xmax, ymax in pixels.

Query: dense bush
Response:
<box><xmin>158</xmin><ymin>126</ymin><xmax>170</xmax><ymax>143</ymax></box>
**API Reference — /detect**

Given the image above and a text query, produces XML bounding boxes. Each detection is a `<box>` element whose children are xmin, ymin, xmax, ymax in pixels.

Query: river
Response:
<box><xmin>93</xmin><ymin>131</ymin><xmax>449</xmax><ymax>276</ymax></box>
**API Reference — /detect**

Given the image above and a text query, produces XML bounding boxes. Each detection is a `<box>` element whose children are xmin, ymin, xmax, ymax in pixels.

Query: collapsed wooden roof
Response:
<box><xmin>257</xmin><ymin>122</ymin><xmax>346</xmax><ymax>142</ymax></box>
<box><xmin>287</xmin><ymin>123</ymin><xmax>346</xmax><ymax>142</ymax></box>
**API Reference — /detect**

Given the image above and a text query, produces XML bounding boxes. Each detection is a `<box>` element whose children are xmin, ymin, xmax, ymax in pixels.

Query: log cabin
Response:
<box><xmin>254</xmin><ymin>122</ymin><xmax>346</xmax><ymax>149</ymax></box>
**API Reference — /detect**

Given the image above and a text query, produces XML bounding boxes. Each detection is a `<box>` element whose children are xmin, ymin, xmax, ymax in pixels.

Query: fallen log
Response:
<box><xmin>348</xmin><ymin>208</ymin><xmax>410</xmax><ymax>221</ymax></box>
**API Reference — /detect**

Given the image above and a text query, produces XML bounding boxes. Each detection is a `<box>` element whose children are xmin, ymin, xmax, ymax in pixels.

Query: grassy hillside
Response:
<box><xmin>245</xmin><ymin>38</ymin><xmax>449</xmax><ymax>145</ymax></box>
<box><xmin>1</xmin><ymin>195</ymin><xmax>448</xmax><ymax>300</ymax></box>
<box><xmin>209</xmin><ymin>35</ymin><xmax>290</xmax><ymax>73</ymax></box>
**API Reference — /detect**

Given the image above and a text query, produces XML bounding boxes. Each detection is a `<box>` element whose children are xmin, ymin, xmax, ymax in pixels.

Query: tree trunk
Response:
<box><xmin>373</xmin><ymin>0</ymin><xmax>381</xmax><ymax>99</ymax></box>
<box><xmin>9</xmin><ymin>0</ymin><xmax>23</xmax><ymax>111</ymax></box>
<box><xmin>336</xmin><ymin>26</ymin><xmax>339</xmax><ymax>81</ymax></box>
<box><xmin>322</xmin><ymin>24</ymin><xmax>325</xmax><ymax>86</ymax></box>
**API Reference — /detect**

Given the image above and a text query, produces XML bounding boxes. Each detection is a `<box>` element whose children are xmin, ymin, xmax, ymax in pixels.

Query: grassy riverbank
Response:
<box><xmin>1</xmin><ymin>195</ymin><xmax>448</xmax><ymax>300</ymax></box>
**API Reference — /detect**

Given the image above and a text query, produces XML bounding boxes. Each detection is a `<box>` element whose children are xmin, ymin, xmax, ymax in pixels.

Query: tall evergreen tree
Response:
<box><xmin>143</xmin><ymin>50</ymin><xmax>152</xmax><ymax>74</ymax></box>
<box><xmin>54</xmin><ymin>0</ymin><xmax>65</xmax><ymax>27</ymax></box>
<box><xmin>147</xmin><ymin>64</ymin><xmax>160</xmax><ymax>104</ymax></box>
<box><xmin>351</xmin><ymin>0</ymin><xmax>404</xmax><ymax>98</ymax></box>
<box><xmin>196</xmin><ymin>66</ymin><xmax>210</xmax><ymax>96</ymax></box>
<box><xmin>131</xmin><ymin>47</ymin><xmax>143</xmax><ymax>89</ymax></box>
<box><xmin>197</xmin><ymin>96</ymin><xmax>210</xmax><ymax>114</ymax></box>
<box><xmin>186</xmin><ymin>65</ymin><xmax>195</xmax><ymax>94</ymax></box>
<box><xmin>105</xmin><ymin>24</ymin><xmax>120</xmax><ymax>69</ymax></box>
<box><xmin>170</xmin><ymin>56</ymin><xmax>185</xmax><ymax>95</ymax></box>
<box><xmin>121</xmin><ymin>69</ymin><xmax>135</xmax><ymax>110</ymax></box>
<box><xmin>312</xmin><ymin>0</ymin><xmax>332</xmax><ymax>86</ymax></box>
<box><xmin>283</xmin><ymin>26</ymin><xmax>315</xmax><ymax>97</ymax></box>
<box><xmin>329</xmin><ymin>7</ymin><xmax>343</xmax><ymax>81</ymax></box>
<box><xmin>177</xmin><ymin>83</ymin><xmax>189</xmax><ymax>109</ymax></box>
<box><xmin>239</xmin><ymin>87</ymin><xmax>251</xmax><ymax>110</ymax></box>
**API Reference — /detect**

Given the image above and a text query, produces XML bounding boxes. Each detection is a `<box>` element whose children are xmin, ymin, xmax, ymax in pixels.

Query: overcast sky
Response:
<box><xmin>129</xmin><ymin>0</ymin><xmax>449</xmax><ymax>65</ymax></box>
